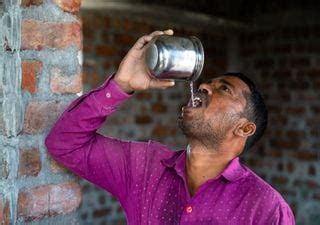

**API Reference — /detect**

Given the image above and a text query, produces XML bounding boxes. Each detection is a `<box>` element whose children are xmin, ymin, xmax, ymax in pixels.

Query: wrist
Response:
<box><xmin>113</xmin><ymin>76</ymin><xmax>134</xmax><ymax>94</ymax></box>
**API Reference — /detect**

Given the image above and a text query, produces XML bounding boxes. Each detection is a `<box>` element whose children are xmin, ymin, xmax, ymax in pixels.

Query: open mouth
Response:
<box><xmin>186</xmin><ymin>90</ymin><xmax>207</xmax><ymax>108</ymax></box>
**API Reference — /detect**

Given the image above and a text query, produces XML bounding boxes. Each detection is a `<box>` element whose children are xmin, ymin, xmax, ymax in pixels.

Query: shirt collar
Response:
<box><xmin>161</xmin><ymin>148</ymin><xmax>247</xmax><ymax>182</ymax></box>
<box><xmin>161</xmin><ymin>150</ymin><xmax>185</xmax><ymax>168</ymax></box>
<box><xmin>221</xmin><ymin>157</ymin><xmax>247</xmax><ymax>182</ymax></box>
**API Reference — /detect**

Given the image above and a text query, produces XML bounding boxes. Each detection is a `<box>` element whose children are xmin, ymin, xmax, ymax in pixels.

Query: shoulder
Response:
<box><xmin>240</xmin><ymin>165</ymin><xmax>295</xmax><ymax>223</ymax></box>
<box><xmin>241</xmin><ymin>164</ymin><xmax>289</xmax><ymax>207</ymax></box>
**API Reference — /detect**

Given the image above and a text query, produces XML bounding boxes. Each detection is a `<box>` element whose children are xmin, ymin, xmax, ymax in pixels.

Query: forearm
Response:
<box><xmin>45</xmin><ymin>75</ymin><xmax>132</xmax><ymax>157</ymax></box>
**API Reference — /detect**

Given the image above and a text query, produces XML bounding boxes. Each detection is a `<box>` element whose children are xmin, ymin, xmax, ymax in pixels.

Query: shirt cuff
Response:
<box><xmin>92</xmin><ymin>77</ymin><xmax>133</xmax><ymax>109</ymax></box>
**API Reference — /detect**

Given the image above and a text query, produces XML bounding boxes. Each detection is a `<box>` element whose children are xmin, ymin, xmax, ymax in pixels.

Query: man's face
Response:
<box><xmin>178</xmin><ymin>76</ymin><xmax>250</xmax><ymax>148</ymax></box>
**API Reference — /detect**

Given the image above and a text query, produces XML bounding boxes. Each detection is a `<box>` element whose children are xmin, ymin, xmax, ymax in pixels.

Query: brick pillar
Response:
<box><xmin>1</xmin><ymin>0</ymin><xmax>83</xmax><ymax>224</ymax></box>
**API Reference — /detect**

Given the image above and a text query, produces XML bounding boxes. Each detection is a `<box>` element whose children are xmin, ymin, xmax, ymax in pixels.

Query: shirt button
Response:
<box><xmin>185</xmin><ymin>205</ymin><xmax>193</xmax><ymax>214</ymax></box>
<box><xmin>106</xmin><ymin>92</ymin><xmax>111</xmax><ymax>98</ymax></box>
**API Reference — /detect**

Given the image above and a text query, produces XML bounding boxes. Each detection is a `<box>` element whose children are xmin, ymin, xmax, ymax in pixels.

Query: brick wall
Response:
<box><xmin>240</xmin><ymin>13</ymin><xmax>320</xmax><ymax>225</ymax></box>
<box><xmin>2</xmin><ymin>1</ymin><xmax>316</xmax><ymax>224</ymax></box>
<box><xmin>1</xmin><ymin>0</ymin><xmax>83</xmax><ymax>224</ymax></box>
<box><xmin>80</xmin><ymin>9</ymin><xmax>230</xmax><ymax>224</ymax></box>
<box><xmin>80</xmin><ymin>9</ymin><xmax>320</xmax><ymax>225</ymax></box>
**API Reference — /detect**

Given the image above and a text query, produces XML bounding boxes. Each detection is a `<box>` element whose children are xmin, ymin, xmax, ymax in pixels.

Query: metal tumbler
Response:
<box><xmin>145</xmin><ymin>35</ymin><xmax>204</xmax><ymax>81</ymax></box>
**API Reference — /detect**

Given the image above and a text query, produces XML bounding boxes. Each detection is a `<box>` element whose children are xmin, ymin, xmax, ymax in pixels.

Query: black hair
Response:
<box><xmin>224</xmin><ymin>72</ymin><xmax>268</xmax><ymax>151</ymax></box>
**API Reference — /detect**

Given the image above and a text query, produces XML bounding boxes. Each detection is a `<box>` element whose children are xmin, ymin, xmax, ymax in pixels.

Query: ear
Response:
<box><xmin>233</xmin><ymin>120</ymin><xmax>256</xmax><ymax>138</ymax></box>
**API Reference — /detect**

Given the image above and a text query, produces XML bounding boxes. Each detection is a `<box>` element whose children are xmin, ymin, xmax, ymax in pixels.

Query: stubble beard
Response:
<box><xmin>178</xmin><ymin>115</ymin><xmax>226</xmax><ymax>150</ymax></box>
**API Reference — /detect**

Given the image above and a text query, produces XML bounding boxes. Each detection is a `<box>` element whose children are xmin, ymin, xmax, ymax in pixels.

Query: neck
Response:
<box><xmin>185</xmin><ymin>139</ymin><xmax>238</xmax><ymax>196</ymax></box>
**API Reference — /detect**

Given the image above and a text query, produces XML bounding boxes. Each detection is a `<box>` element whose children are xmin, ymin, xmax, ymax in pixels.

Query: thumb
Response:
<box><xmin>149</xmin><ymin>79</ymin><xmax>175</xmax><ymax>89</ymax></box>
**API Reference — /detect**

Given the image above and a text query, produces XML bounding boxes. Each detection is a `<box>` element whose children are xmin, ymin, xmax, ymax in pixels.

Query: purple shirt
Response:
<box><xmin>45</xmin><ymin>75</ymin><xmax>295</xmax><ymax>225</ymax></box>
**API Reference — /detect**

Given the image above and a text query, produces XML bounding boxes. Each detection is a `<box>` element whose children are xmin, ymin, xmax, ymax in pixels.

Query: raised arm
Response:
<box><xmin>45</xmin><ymin>30</ymin><xmax>175</xmax><ymax>205</ymax></box>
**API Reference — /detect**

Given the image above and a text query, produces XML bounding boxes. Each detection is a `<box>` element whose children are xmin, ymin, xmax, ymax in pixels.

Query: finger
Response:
<box><xmin>149</xmin><ymin>79</ymin><xmax>175</xmax><ymax>89</ymax></box>
<box><xmin>163</xmin><ymin>29</ymin><xmax>174</xmax><ymax>35</ymax></box>
<box><xmin>148</xmin><ymin>30</ymin><xmax>165</xmax><ymax>39</ymax></box>
<box><xmin>133</xmin><ymin>35</ymin><xmax>154</xmax><ymax>50</ymax></box>
<box><xmin>132</xmin><ymin>30</ymin><xmax>173</xmax><ymax>50</ymax></box>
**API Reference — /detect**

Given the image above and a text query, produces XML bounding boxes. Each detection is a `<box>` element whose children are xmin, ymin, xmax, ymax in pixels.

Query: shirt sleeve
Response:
<box><xmin>45</xmin><ymin>74</ymin><xmax>143</xmax><ymax>206</ymax></box>
<box><xmin>272</xmin><ymin>203</ymin><xmax>295</xmax><ymax>225</ymax></box>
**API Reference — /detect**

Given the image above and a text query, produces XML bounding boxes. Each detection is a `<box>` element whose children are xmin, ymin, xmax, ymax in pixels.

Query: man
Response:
<box><xmin>45</xmin><ymin>30</ymin><xmax>295</xmax><ymax>224</ymax></box>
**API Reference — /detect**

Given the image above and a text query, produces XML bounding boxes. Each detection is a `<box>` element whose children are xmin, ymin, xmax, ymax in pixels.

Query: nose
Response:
<box><xmin>198</xmin><ymin>83</ymin><xmax>212</xmax><ymax>95</ymax></box>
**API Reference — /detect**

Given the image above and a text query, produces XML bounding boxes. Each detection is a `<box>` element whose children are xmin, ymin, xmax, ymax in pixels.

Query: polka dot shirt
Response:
<box><xmin>45</xmin><ymin>76</ymin><xmax>295</xmax><ymax>225</ymax></box>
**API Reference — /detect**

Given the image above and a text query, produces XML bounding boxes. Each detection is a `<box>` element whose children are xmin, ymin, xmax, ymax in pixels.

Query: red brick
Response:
<box><xmin>114</xmin><ymin>33</ymin><xmax>136</xmax><ymax>45</ymax></box>
<box><xmin>103</xmin><ymin>61</ymin><xmax>112</xmax><ymax>70</ymax></box>
<box><xmin>82</xmin><ymin>71</ymin><xmax>102</xmax><ymax>89</ymax></box>
<box><xmin>279</xmin><ymin>188</ymin><xmax>296</xmax><ymax>197</ymax></box>
<box><xmin>110</xmin><ymin>18</ymin><xmax>135</xmax><ymax>31</ymax></box>
<box><xmin>305</xmin><ymin>69</ymin><xmax>320</xmax><ymax>77</ymax></box>
<box><xmin>98</xmin><ymin>195</ymin><xmax>106</xmax><ymax>205</ymax></box>
<box><xmin>130</xmin><ymin>20</ymin><xmax>151</xmax><ymax>33</ymax></box>
<box><xmin>117</xmin><ymin>205</ymin><xmax>124</xmax><ymax>214</ymax></box>
<box><xmin>310</xmin><ymin>128</ymin><xmax>320</xmax><ymax>137</ymax></box>
<box><xmin>294</xmin><ymin>179</ymin><xmax>319</xmax><ymax>189</ymax></box>
<box><xmin>266</xmin><ymin>149</ymin><xmax>283</xmax><ymax>157</ymax></box>
<box><xmin>83</xmin><ymin>45</ymin><xmax>94</xmax><ymax>53</ymax></box>
<box><xmin>255</xmin><ymin>58</ymin><xmax>274</xmax><ymax>69</ymax></box>
<box><xmin>50</xmin><ymin>68</ymin><xmax>82</xmax><ymax>94</ymax></box>
<box><xmin>0</xmin><ymin>194</ymin><xmax>10</xmax><ymax>225</ymax></box>
<box><xmin>93</xmin><ymin>207</ymin><xmax>112</xmax><ymax>218</ymax></box>
<box><xmin>313</xmin><ymin>79</ymin><xmax>320</xmax><ymax>89</ymax></box>
<box><xmin>21</xmin><ymin>0</ymin><xmax>43</xmax><ymax>7</ymax></box>
<box><xmin>286</xmin><ymin>130</ymin><xmax>305</xmax><ymax>138</ymax></box>
<box><xmin>313</xmin><ymin>192</ymin><xmax>320</xmax><ymax>201</ymax></box>
<box><xmin>152</xmin><ymin>125</ymin><xmax>177</xmax><ymax>138</ymax></box>
<box><xmin>273</xmin><ymin>70</ymin><xmax>292</xmax><ymax>78</ymax></box>
<box><xmin>268</xmin><ymin>105</ymin><xmax>282</xmax><ymax>113</ymax></box>
<box><xmin>308</xmin><ymin>165</ymin><xmax>316</xmax><ymax>176</ymax></box>
<box><xmin>19</xmin><ymin>148</ymin><xmax>41</xmax><ymax>177</ymax></box>
<box><xmin>277</xmin><ymin>58</ymin><xmax>288</xmax><ymax>68</ymax></box>
<box><xmin>135</xmin><ymin>115</ymin><xmax>152</xmax><ymax>124</ymax></box>
<box><xmin>53</xmin><ymin>0</ymin><xmax>81</xmax><ymax>13</ymax></box>
<box><xmin>50</xmin><ymin>157</ymin><xmax>68</xmax><ymax>173</ymax></box>
<box><xmin>288</xmin><ymin>80</ymin><xmax>310</xmax><ymax>90</ymax></box>
<box><xmin>270</xmin><ymin>139</ymin><xmax>300</xmax><ymax>149</ymax></box>
<box><xmin>83</xmin><ymin>16</ymin><xmax>107</xmax><ymax>41</ymax></box>
<box><xmin>95</xmin><ymin>45</ymin><xmax>117</xmax><ymax>56</ymax></box>
<box><xmin>266</xmin><ymin>92</ymin><xmax>292</xmax><ymax>101</ymax></box>
<box><xmin>272</xmin><ymin>44</ymin><xmax>292</xmax><ymax>54</ymax></box>
<box><xmin>290</xmin><ymin>57</ymin><xmax>310</xmax><ymax>68</ymax></box>
<box><xmin>21</xmin><ymin>19</ymin><xmax>82</xmax><ymax>50</ymax></box>
<box><xmin>292</xmin><ymin>151</ymin><xmax>318</xmax><ymax>161</ymax></box>
<box><xmin>287</xmin><ymin>161</ymin><xmax>295</xmax><ymax>173</ymax></box>
<box><xmin>18</xmin><ymin>182</ymin><xmax>82</xmax><ymax>221</ymax></box>
<box><xmin>293</xmin><ymin>93</ymin><xmax>317</xmax><ymax>101</ymax></box>
<box><xmin>285</xmin><ymin>106</ymin><xmax>306</xmax><ymax>115</ymax></box>
<box><xmin>151</xmin><ymin>102</ymin><xmax>167</xmax><ymax>113</ymax></box>
<box><xmin>269</xmin><ymin>115</ymin><xmax>288</xmax><ymax>126</ymax></box>
<box><xmin>306</xmin><ymin>117</ymin><xmax>320</xmax><ymax>127</ymax></box>
<box><xmin>22</xmin><ymin>60</ymin><xmax>42</xmax><ymax>94</ymax></box>
<box><xmin>23</xmin><ymin>101</ymin><xmax>66</xmax><ymax>134</ymax></box>
<box><xmin>271</xmin><ymin>176</ymin><xmax>288</xmax><ymax>185</ymax></box>
<box><xmin>211</xmin><ymin>58</ymin><xmax>227</xmax><ymax>70</ymax></box>
<box><xmin>247</xmin><ymin>158</ymin><xmax>263</xmax><ymax>168</ymax></box>
<box><xmin>135</xmin><ymin>92</ymin><xmax>152</xmax><ymax>100</ymax></box>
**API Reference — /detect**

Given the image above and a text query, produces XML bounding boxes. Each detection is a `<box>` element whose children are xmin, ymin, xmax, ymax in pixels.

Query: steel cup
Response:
<box><xmin>145</xmin><ymin>35</ymin><xmax>204</xmax><ymax>81</ymax></box>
